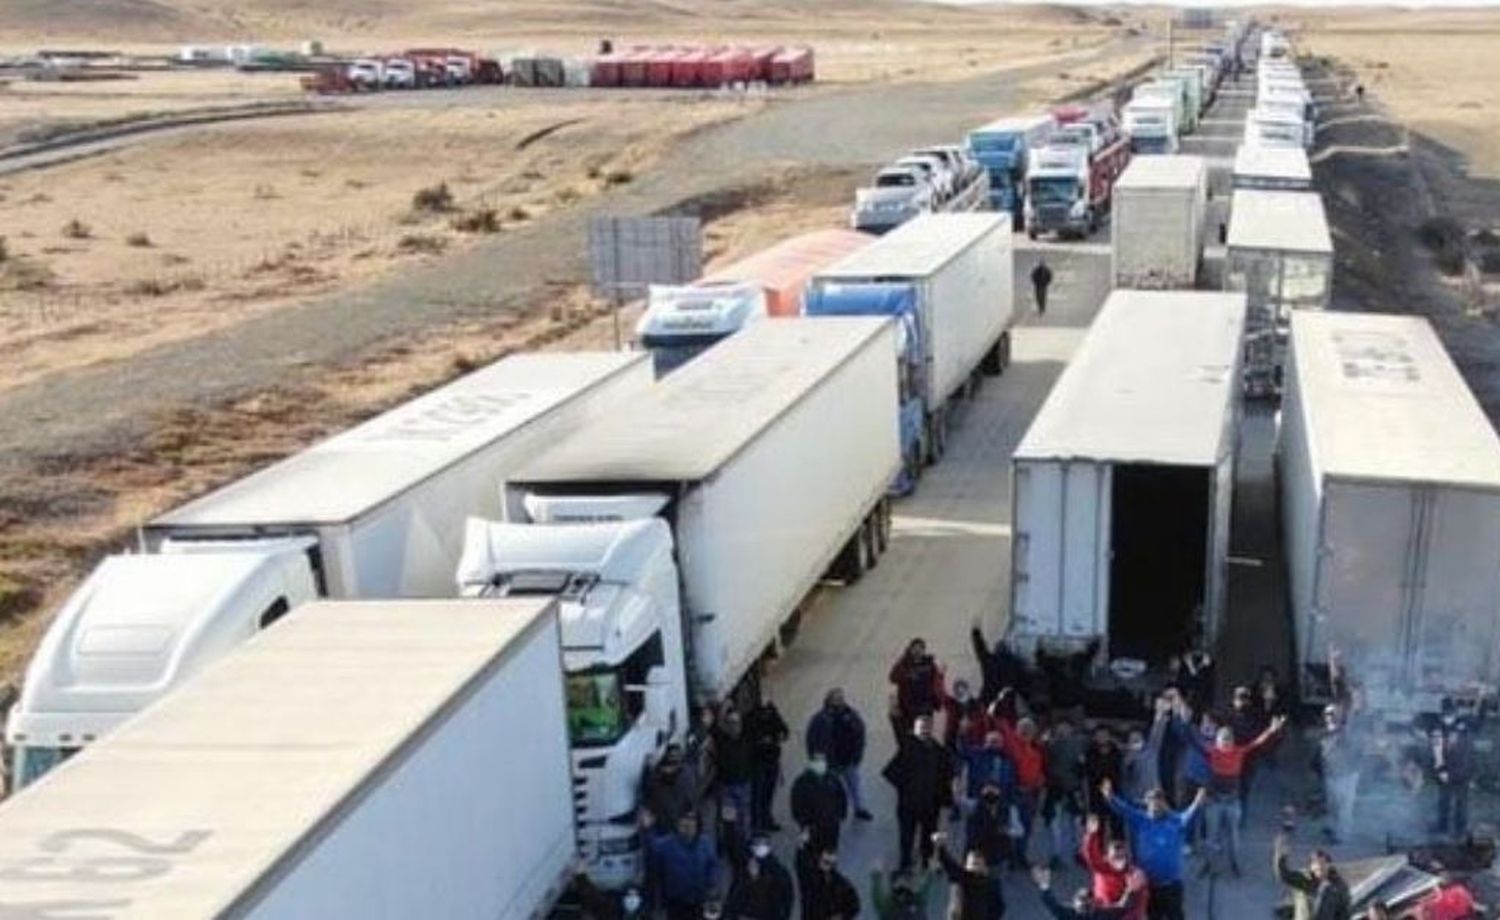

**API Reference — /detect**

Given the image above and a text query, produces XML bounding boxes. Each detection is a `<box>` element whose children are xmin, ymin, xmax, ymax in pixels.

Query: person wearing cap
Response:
<box><xmin>932</xmin><ymin>831</ymin><xmax>1006</xmax><ymax>920</ymax></box>
<box><xmin>1103</xmin><ymin>778</ymin><xmax>1206</xmax><ymax>920</ymax></box>
<box><xmin>725</xmin><ymin>835</ymin><xmax>793</xmax><ymax>920</ymax></box>
<box><xmin>870</xmin><ymin>861</ymin><xmax>938</xmax><ymax>919</ymax></box>
<box><xmin>959</xmin><ymin>777</ymin><xmax>1018</xmax><ymax>871</ymax></box>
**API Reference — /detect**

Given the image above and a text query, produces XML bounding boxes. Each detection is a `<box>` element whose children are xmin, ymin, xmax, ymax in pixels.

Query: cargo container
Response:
<box><xmin>1112</xmin><ymin>155</ymin><xmax>1208</xmax><ymax>290</ymax></box>
<box><xmin>619</xmin><ymin>49</ymin><xmax>650</xmax><ymax>87</ymax></box>
<box><xmin>807</xmin><ymin>213</ymin><xmax>1014</xmax><ymax>483</ymax></box>
<box><xmin>769</xmin><ymin>46</ymin><xmax>814</xmax><ymax>84</ymax></box>
<box><xmin>646</xmin><ymin>48</ymin><xmax>681</xmax><ymax>88</ymax></box>
<box><xmin>1009</xmin><ymin>290</ymin><xmax>1246</xmax><ymax>670</ymax></box>
<box><xmin>5</xmin><ymin>352</ymin><xmax>651</xmax><ymax>789</ymax></box>
<box><xmin>1231</xmin><ymin>144</ymin><xmax>1312</xmax><ymax>191</ymax></box>
<box><xmin>1279</xmin><ymin>312</ymin><xmax>1500</xmax><ymax>715</ymax></box>
<box><xmin>672</xmin><ymin>49</ymin><xmax>712</xmax><ymax>87</ymax></box>
<box><xmin>1122</xmin><ymin>98</ymin><xmax>1178</xmax><ymax>155</ymax></box>
<box><xmin>1226</xmin><ymin>189</ymin><xmax>1333</xmax><ymax>399</ymax></box>
<box><xmin>747</xmin><ymin>46</ymin><xmax>780</xmax><ymax>82</ymax></box>
<box><xmin>0</xmin><ymin>599</ymin><xmax>576</xmax><ymax>920</ymax></box>
<box><xmin>635</xmin><ymin>229</ymin><xmax>872</xmax><ymax>374</ymax></box>
<box><xmin>460</xmin><ymin>319</ymin><xmax>898</xmax><ymax>879</ymax></box>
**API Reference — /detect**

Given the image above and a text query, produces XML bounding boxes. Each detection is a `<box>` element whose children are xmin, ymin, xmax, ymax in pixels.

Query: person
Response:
<box><xmin>1081</xmin><ymin>815</ymin><xmax>1149</xmax><ymax>920</ymax></box>
<box><xmin>798</xmin><ymin>844</ymin><xmax>861</xmax><ymax>920</ymax></box>
<box><xmin>1273</xmin><ymin>832</ymin><xmax>1351</xmax><ymax>920</ymax></box>
<box><xmin>790</xmin><ymin>754</ymin><xmax>849</xmax><ymax>851</ymax></box>
<box><xmin>883</xmin><ymin>715</ymin><xmax>955</xmax><ymax>872</ymax></box>
<box><xmin>712</xmin><ymin>707</ymin><xmax>756</xmax><ymax>844</ymax></box>
<box><xmin>996</xmin><ymin>714</ymin><xmax>1046</xmax><ymax>867</ymax></box>
<box><xmin>1122</xmin><ymin>706</ymin><xmax>1169</xmax><ymax>804</ymax></box>
<box><xmin>646</xmin><ymin>814</ymin><xmax>718</xmax><ymax>920</ymax></box>
<box><xmin>717</xmin><ymin>798</ymin><xmax>749</xmax><ymax>875</ymax></box>
<box><xmin>725</xmin><ymin>836</ymin><xmax>794</xmax><ymax>920</ymax></box>
<box><xmin>942</xmin><ymin>678</ymin><xmax>983</xmax><ymax>752</ymax></box>
<box><xmin>1315</xmin><ymin>701</ymin><xmax>1362</xmax><ymax>845</ymax></box>
<box><xmin>1177</xmin><ymin>650</ymin><xmax>1214</xmax><ymax>714</ymax></box>
<box><xmin>573</xmin><ymin>858</ymin><xmax>650</xmax><ymax>919</ymax></box>
<box><xmin>745</xmin><ymin>697</ymin><xmax>790</xmax><ymax>833</ymax></box>
<box><xmin>644</xmin><ymin>743</ymin><xmax>700</xmax><ymax>830</ymax></box>
<box><xmin>870</xmin><ymin>862</ymin><xmax>938</xmax><ymax>920</ymax></box>
<box><xmin>960</xmin><ymin>779</ymin><xmax>1017</xmax><ymax>872</ymax></box>
<box><xmin>806</xmin><ymin>688</ymin><xmax>873</xmax><ymax>822</ymax></box>
<box><xmin>1432</xmin><ymin>721</ymin><xmax>1474</xmax><ymax>837</ymax></box>
<box><xmin>1104</xmin><ymin>781</ymin><xmax>1206</xmax><ymax>920</ymax></box>
<box><xmin>970</xmin><ymin>620</ymin><xmax>1029</xmax><ymax>705</ymax></box>
<box><xmin>1084</xmin><ymin>727</ymin><xmax>1123</xmax><ymax>835</ymax></box>
<box><xmin>1180</xmin><ymin>713</ymin><xmax>1287</xmax><ymax>875</ymax></box>
<box><xmin>933</xmin><ymin>832</ymin><xmax>1006</xmax><ymax>920</ymax></box>
<box><xmin>1043</xmin><ymin>718</ymin><xmax>1088</xmax><ymax>868</ymax></box>
<box><xmin>1031</xmin><ymin>866</ymin><xmax>1134</xmax><ymax>920</ymax></box>
<box><xmin>959</xmin><ymin>730</ymin><xmax>1014</xmax><ymax>804</ymax></box>
<box><xmin>1415</xmin><ymin>876</ymin><xmax>1484</xmax><ymax>920</ymax></box>
<box><xmin>1225</xmin><ymin>685</ymin><xmax>1268</xmax><ymax>825</ymax></box>
<box><xmin>1355</xmin><ymin>83</ymin><xmax>1366</xmax><ymax>105</ymax></box>
<box><xmin>889</xmin><ymin>638</ymin><xmax>946</xmax><ymax>733</ymax></box>
<box><xmin>1030</xmin><ymin>259</ymin><xmax>1054</xmax><ymax>316</ymax></box>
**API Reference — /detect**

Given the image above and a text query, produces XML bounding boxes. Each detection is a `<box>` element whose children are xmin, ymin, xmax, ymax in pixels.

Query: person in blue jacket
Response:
<box><xmin>646</xmin><ymin>813</ymin><xmax>718</xmax><ymax>920</ymax></box>
<box><xmin>1104</xmin><ymin>779</ymin><xmax>1206</xmax><ymax>920</ymax></box>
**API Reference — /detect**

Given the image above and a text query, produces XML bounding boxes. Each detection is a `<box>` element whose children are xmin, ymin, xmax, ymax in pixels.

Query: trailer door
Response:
<box><xmin>1317</xmin><ymin>480</ymin><xmax>1413</xmax><ymax>686</ymax></box>
<box><xmin>1013</xmin><ymin>461</ymin><xmax>1109</xmax><ymax>639</ymax></box>
<box><xmin>1411</xmin><ymin>487</ymin><xmax>1500</xmax><ymax>692</ymax></box>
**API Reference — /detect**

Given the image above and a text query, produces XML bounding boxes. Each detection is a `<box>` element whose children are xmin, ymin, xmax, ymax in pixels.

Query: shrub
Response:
<box><xmin>397</xmin><ymin>234</ymin><xmax>448</xmax><ymax>255</ymax></box>
<box><xmin>412</xmin><ymin>182</ymin><xmax>455</xmax><ymax>213</ymax></box>
<box><xmin>125</xmin><ymin>231</ymin><xmax>152</xmax><ymax>248</ymax></box>
<box><xmin>452</xmin><ymin>208</ymin><xmax>501</xmax><ymax>234</ymax></box>
<box><xmin>61</xmin><ymin>218</ymin><xmax>91</xmax><ymax>240</ymax></box>
<box><xmin>604</xmin><ymin>169</ymin><xmax>634</xmax><ymax>187</ymax></box>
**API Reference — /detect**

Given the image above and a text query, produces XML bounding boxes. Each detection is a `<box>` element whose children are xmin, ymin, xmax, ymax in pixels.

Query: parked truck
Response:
<box><xmin>458</xmin><ymin>317</ymin><xmax>900</xmax><ymax>885</ymax></box>
<box><xmin>1231</xmin><ymin>143</ymin><xmax>1312</xmax><ymax>191</ymax></box>
<box><xmin>1122</xmin><ymin>98</ymin><xmax>1179</xmax><ymax>155</ymax></box>
<box><xmin>4</xmin><ymin>352</ymin><xmax>651</xmax><ymax>789</ymax></box>
<box><xmin>1111</xmin><ymin>155</ymin><xmax>1209</xmax><ymax>290</ymax></box>
<box><xmin>0</xmin><ymin>598</ymin><xmax>576</xmax><ymax>920</ymax></box>
<box><xmin>1009</xmin><ymin>291</ymin><xmax>1246</xmax><ymax>679</ymax></box>
<box><xmin>635</xmin><ymin>229</ymin><xmax>873</xmax><ymax>374</ymax></box>
<box><xmin>967</xmin><ymin>115</ymin><xmax>1055</xmax><ymax>222</ymax></box>
<box><xmin>805</xmin><ymin>213</ymin><xmax>1014</xmax><ymax>486</ymax></box>
<box><xmin>1279</xmin><ymin>312</ymin><xmax>1500</xmax><ymax>716</ymax></box>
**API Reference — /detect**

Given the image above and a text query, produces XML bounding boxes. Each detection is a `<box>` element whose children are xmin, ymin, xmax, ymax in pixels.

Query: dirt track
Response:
<box><xmin>0</xmin><ymin>36</ymin><xmax>1147</xmax><ymax>473</ymax></box>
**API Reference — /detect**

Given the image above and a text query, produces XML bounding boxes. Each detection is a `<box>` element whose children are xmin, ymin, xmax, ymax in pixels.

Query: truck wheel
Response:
<box><xmin>1027</xmin><ymin>228</ymin><xmax>1038</xmax><ymax>241</ymax></box>
<box><xmin>981</xmin><ymin>338</ymin><xmax>1004</xmax><ymax>376</ymax></box>
<box><xmin>834</xmin><ymin>532</ymin><xmax>865</xmax><ymax>584</ymax></box>
<box><xmin>925</xmin><ymin>413</ymin><xmax>946</xmax><ymax>465</ymax></box>
<box><xmin>876</xmin><ymin>499</ymin><xmax>892</xmax><ymax>553</ymax></box>
<box><xmin>860</xmin><ymin>517</ymin><xmax>879</xmax><ymax>571</ymax></box>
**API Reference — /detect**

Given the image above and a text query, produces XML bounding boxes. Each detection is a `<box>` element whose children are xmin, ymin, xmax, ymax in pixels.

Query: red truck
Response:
<box><xmin>1023</xmin><ymin>104</ymin><xmax>1131</xmax><ymax>239</ymax></box>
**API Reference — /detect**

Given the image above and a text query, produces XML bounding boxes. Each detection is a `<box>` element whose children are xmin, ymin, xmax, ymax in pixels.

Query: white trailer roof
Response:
<box><xmin>515</xmin><ymin>317</ymin><xmax>892</xmax><ymax>483</ymax></box>
<box><xmin>1016</xmin><ymin>290</ymin><xmax>1246</xmax><ymax>466</ymax></box>
<box><xmin>1228</xmin><ymin>190</ymin><xmax>1332</xmax><ymax>254</ymax></box>
<box><xmin>1289</xmin><ymin>312</ymin><xmax>1500</xmax><ymax>490</ymax></box>
<box><xmin>971</xmin><ymin>114</ymin><xmax>1052</xmax><ymax>135</ymax></box>
<box><xmin>1116</xmin><ymin>155</ymin><xmax>1207</xmax><ymax>191</ymax></box>
<box><xmin>815</xmin><ymin>212</ymin><xmax>1006</xmax><ymax>280</ymax></box>
<box><xmin>0</xmin><ymin>598</ymin><xmax>557</xmax><ymax>919</ymax></box>
<box><xmin>1233</xmin><ymin>144</ymin><xmax>1312</xmax><ymax>184</ymax></box>
<box><xmin>153</xmin><ymin>351</ymin><xmax>647</xmax><ymax>528</ymax></box>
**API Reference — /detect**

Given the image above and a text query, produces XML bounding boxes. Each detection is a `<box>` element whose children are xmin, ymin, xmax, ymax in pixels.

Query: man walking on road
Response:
<box><xmin>1031</xmin><ymin>259</ymin><xmax>1054</xmax><ymax>316</ymax></box>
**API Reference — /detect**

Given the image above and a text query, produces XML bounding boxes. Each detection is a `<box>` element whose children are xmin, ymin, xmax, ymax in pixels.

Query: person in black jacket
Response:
<box><xmin>1432</xmin><ymin>721</ymin><xmax>1475</xmax><ymax>836</ymax></box>
<box><xmin>806</xmin><ymin>688</ymin><xmax>872</xmax><ymax>821</ymax></box>
<box><xmin>791</xmin><ymin>754</ymin><xmax>849</xmax><ymax>850</ymax></box>
<box><xmin>933</xmin><ymin>832</ymin><xmax>1005</xmax><ymax>920</ymax></box>
<box><xmin>745</xmin><ymin>698</ymin><xmax>790</xmax><ymax>833</ymax></box>
<box><xmin>970</xmin><ymin>619</ymin><xmax>1030</xmax><ymax>706</ymax></box>
<box><xmin>726</xmin><ymin>836</ymin><xmax>794</xmax><ymax>920</ymax></box>
<box><xmin>712</xmin><ymin>707</ymin><xmax>757</xmax><ymax>836</ymax></box>
<box><xmin>962</xmin><ymin>781</ymin><xmax>1015</xmax><ymax>872</ymax></box>
<box><xmin>884</xmin><ymin>715</ymin><xmax>956</xmax><ymax>871</ymax></box>
<box><xmin>573</xmin><ymin>861</ymin><xmax>650</xmax><ymax>920</ymax></box>
<box><xmin>798</xmin><ymin>842</ymin><xmax>862</xmax><ymax>920</ymax></box>
<box><xmin>1273</xmin><ymin>832</ymin><xmax>1350</xmax><ymax>920</ymax></box>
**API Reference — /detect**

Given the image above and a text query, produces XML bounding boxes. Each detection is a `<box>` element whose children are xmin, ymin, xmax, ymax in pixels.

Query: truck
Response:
<box><xmin>1244</xmin><ymin>107</ymin><xmax>1307</xmax><ymax>150</ymax></box>
<box><xmin>1231</xmin><ymin>143</ymin><xmax>1312</xmax><ymax>191</ymax></box>
<box><xmin>1163</xmin><ymin>67</ymin><xmax>1206</xmax><ymax>121</ymax></box>
<box><xmin>458</xmin><ymin>317</ymin><xmax>900</xmax><ymax>884</ymax></box>
<box><xmin>851</xmin><ymin>164</ymin><xmax>938</xmax><ymax>234</ymax></box>
<box><xmin>1111</xmin><ymin>155</ymin><xmax>1209</xmax><ymax>290</ymax></box>
<box><xmin>805</xmin><ymin>213</ymin><xmax>1014</xmax><ymax>485</ymax></box>
<box><xmin>1122</xmin><ymin>98</ymin><xmax>1179</xmax><ymax>154</ymax></box>
<box><xmin>1009</xmin><ymin>291</ymin><xmax>1246</xmax><ymax>678</ymax></box>
<box><xmin>1023</xmin><ymin>116</ymin><xmax>1130</xmax><ymax>240</ymax></box>
<box><xmin>967</xmin><ymin>114</ymin><xmax>1056</xmax><ymax>222</ymax></box>
<box><xmin>1279</xmin><ymin>312</ymin><xmax>1500</xmax><ymax>717</ymax></box>
<box><xmin>634</xmin><ymin>229</ymin><xmax>872</xmax><ymax>375</ymax></box>
<box><xmin>4</xmin><ymin>352</ymin><xmax>651</xmax><ymax>789</ymax></box>
<box><xmin>0</xmin><ymin>598</ymin><xmax>577</xmax><ymax>920</ymax></box>
<box><xmin>1130</xmin><ymin>83</ymin><xmax>1187</xmax><ymax>141</ymax></box>
<box><xmin>1145</xmin><ymin>75</ymin><xmax>1199</xmax><ymax>133</ymax></box>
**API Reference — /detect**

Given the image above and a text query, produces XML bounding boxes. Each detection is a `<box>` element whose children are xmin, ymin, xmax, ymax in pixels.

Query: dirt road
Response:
<box><xmin>0</xmin><ymin>37</ymin><xmax>1147</xmax><ymax>472</ymax></box>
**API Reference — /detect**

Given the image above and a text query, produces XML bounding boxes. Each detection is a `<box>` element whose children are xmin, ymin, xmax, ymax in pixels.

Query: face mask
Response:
<box><xmin>810</xmin><ymin>761</ymin><xmax>827</xmax><ymax>776</ymax></box>
<box><xmin>982</xmin><ymin>791</ymin><xmax>1000</xmax><ymax>803</ymax></box>
<box><xmin>752</xmin><ymin>843</ymin><xmax>771</xmax><ymax>859</ymax></box>
<box><xmin>624</xmin><ymin>893</ymin><xmax>643</xmax><ymax>913</ymax></box>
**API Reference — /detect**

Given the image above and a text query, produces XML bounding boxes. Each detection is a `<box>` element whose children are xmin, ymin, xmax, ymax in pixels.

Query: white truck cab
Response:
<box><xmin>635</xmin><ymin>282</ymin><xmax>767</xmax><ymax>375</ymax></box>
<box><xmin>6</xmin><ymin>546</ymin><xmax>317</xmax><ymax>787</ymax></box>
<box><xmin>1123</xmin><ymin>99</ymin><xmax>1179</xmax><ymax>155</ymax></box>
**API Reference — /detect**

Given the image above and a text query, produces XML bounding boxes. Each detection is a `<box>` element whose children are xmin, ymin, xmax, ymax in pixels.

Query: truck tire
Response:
<box><xmin>832</xmin><ymin>532</ymin><xmax>865</xmax><ymax>584</ymax></box>
<box><xmin>981</xmin><ymin>335</ymin><xmax>1005</xmax><ymax>376</ymax></box>
<box><xmin>925</xmin><ymin>411</ymin><xmax>946</xmax><ymax>466</ymax></box>
<box><xmin>876</xmin><ymin>499</ymin><xmax>892</xmax><ymax>553</ymax></box>
<box><xmin>860</xmin><ymin>517</ymin><xmax>879</xmax><ymax>571</ymax></box>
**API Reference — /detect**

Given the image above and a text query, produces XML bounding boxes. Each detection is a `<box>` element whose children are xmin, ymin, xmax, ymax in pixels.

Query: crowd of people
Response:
<box><xmin>591</xmin><ymin>630</ymin><xmax>1489</xmax><ymax>919</ymax></box>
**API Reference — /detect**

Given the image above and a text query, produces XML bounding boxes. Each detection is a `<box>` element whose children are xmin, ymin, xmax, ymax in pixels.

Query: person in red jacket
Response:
<box><xmin>889</xmin><ymin>638</ymin><xmax>946</xmax><ymax>735</ymax></box>
<box><xmin>1181</xmin><ymin>712</ymin><xmax>1286</xmax><ymax>876</ymax></box>
<box><xmin>998</xmin><ymin>714</ymin><xmax>1046</xmax><ymax>868</ymax></box>
<box><xmin>1081</xmin><ymin>815</ymin><xmax>1149</xmax><ymax>920</ymax></box>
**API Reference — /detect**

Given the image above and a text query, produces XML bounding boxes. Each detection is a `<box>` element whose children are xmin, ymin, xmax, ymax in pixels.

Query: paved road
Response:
<box><xmin>0</xmin><ymin>37</ymin><xmax>1149</xmax><ymax>468</ymax></box>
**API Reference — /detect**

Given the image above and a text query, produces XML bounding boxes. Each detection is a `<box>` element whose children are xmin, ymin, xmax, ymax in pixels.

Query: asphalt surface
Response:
<box><xmin>0</xmin><ymin>37</ymin><xmax>1148</xmax><ymax>469</ymax></box>
<box><xmin>754</xmin><ymin>69</ymin><xmax>1389</xmax><ymax>920</ymax></box>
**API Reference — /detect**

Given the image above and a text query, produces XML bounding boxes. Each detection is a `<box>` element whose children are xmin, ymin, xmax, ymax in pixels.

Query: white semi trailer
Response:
<box><xmin>1280</xmin><ymin>312</ymin><xmax>1500</xmax><ymax>715</ymax></box>
<box><xmin>1009</xmin><ymin>290</ymin><xmax>1246</xmax><ymax>669</ymax></box>
<box><xmin>6</xmin><ymin>352</ymin><xmax>652</xmax><ymax>788</ymax></box>
<box><xmin>1111</xmin><ymin>155</ymin><xmax>1209</xmax><ymax>290</ymax></box>
<box><xmin>458</xmin><ymin>317</ymin><xmax>900</xmax><ymax>885</ymax></box>
<box><xmin>0</xmin><ymin>598</ymin><xmax>576</xmax><ymax>920</ymax></box>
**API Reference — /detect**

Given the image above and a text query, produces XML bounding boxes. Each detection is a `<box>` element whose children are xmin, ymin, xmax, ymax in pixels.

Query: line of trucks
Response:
<box><xmin>304</xmin><ymin>47</ymin><xmax>504</xmax><ymax>93</ymax></box>
<box><xmin>4</xmin><ymin>24</ymin><xmax>1499</xmax><ymax>919</ymax></box>
<box><xmin>849</xmin><ymin>144</ymin><xmax>989</xmax><ymax>234</ymax></box>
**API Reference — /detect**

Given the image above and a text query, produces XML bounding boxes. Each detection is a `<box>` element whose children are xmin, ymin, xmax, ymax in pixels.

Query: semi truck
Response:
<box><xmin>1122</xmin><ymin>98</ymin><xmax>1178</xmax><ymax>155</ymax></box>
<box><xmin>457</xmin><ymin>317</ymin><xmax>900</xmax><ymax>885</ymax></box>
<box><xmin>1111</xmin><ymin>155</ymin><xmax>1209</xmax><ymax>290</ymax></box>
<box><xmin>805</xmin><ymin>213</ymin><xmax>1014</xmax><ymax>487</ymax></box>
<box><xmin>5</xmin><ymin>352</ymin><xmax>651</xmax><ymax>789</ymax></box>
<box><xmin>635</xmin><ymin>229</ymin><xmax>872</xmax><ymax>374</ymax></box>
<box><xmin>1231</xmin><ymin>144</ymin><xmax>1313</xmax><ymax>191</ymax></box>
<box><xmin>1279</xmin><ymin>312</ymin><xmax>1500</xmax><ymax>716</ymax></box>
<box><xmin>1009</xmin><ymin>290</ymin><xmax>1246</xmax><ymax>677</ymax></box>
<box><xmin>0</xmin><ymin>598</ymin><xmax>576</xmax><ymax>920</ymax></box>
<box><xmin>967</xmin><ymin>114</ymin><xmax>1056</xmax><ymax>222</ymax></box>
<box><xmin>1130</xmin><ymin>83</ymin><xmax>1187</xmax><ymax>141</ymax></box>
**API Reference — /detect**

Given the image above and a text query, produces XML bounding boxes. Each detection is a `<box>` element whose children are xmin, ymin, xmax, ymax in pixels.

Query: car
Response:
<box><xmin>382</xmin><ymin>58</ymin><xmax>416</xmax><ymax>89</ymax></box>
<box><xmin>347</xmin><ymin>58</ymin><xmax>384</xmax><ymax>89</ymax></box>
<box><xmin>894</xmin><ymin>154</ymin><xmax>954</xmax><ymax>201</ymax></box>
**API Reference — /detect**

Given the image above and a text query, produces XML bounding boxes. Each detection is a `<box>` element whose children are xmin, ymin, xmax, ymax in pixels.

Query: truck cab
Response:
<box><xmin>458</xmin><ymin>516</ymin><xmax>688</xmax><ymax>889</ymax></box>
<box><xmin>966</xmin><ymin>115</ymin><xmax>1054</xmax><ymax>223</ymax></box>
<box><xmin>1123</xmin><ymin>100</ymin><xmax>1178</xmax><ymax>155</ymax></box>
<box><xmin>1025</xmin><ymin>144</ymin><xmax>1093</xmax><ymax>239</ymax></box>
<box><xmin>5</xmin><ymin>545</ymin><xmax>318</xmax><ymax>788</ymax></box>
<box><xmin>634</xmin><ymin>281</ymin><xmax>767</xmax><ymax>376</ymax></box>
<box><xmin>1244</xmin><ymin>109</ymin><xmax>1306</xmax><ymax>150</ymax></box>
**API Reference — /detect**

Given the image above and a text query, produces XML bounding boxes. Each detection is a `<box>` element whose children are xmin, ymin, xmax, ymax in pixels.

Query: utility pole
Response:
<box><xmin>1167</xmin><ymin>16</ymin><xmax>1175</xmax><ymax>70</ymax></box>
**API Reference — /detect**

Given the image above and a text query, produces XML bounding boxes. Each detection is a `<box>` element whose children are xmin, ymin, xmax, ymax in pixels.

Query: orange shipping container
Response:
<box><xmin>702</xmin><ymin>228</ymin><xmax>873</xmax><ymax>317</ymax></box>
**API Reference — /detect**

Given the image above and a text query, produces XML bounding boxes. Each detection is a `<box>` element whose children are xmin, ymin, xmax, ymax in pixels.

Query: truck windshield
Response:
<box><xmin>13</xmin><ymin>745</ymin><xmax>80</xmax><ymax>789</ymax></box>
<box><xmin>1029</xmin><ymin>177</ymin><xmax>1079</xmax><ymax>205</ymax></box>
<box><xmin>971</xmin><ymin>134</ymin><xmax>1019</xmax><ymax>153</ymax></box>
<box><xmin>876</xmin><ymin>173</ymin><xmax>916</xmax><ymax>188</ymax></box>
<box><xmin>566</xmin><ymin>671</ymin><xmax>628</xmax><ymax>747</ymax></box>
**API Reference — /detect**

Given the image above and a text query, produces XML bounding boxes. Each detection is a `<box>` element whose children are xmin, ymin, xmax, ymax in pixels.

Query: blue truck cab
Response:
<box><xmin>967</xmin><ymin>114</ymin><xmax>1055</xmax><ymax>228</ymax></box>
